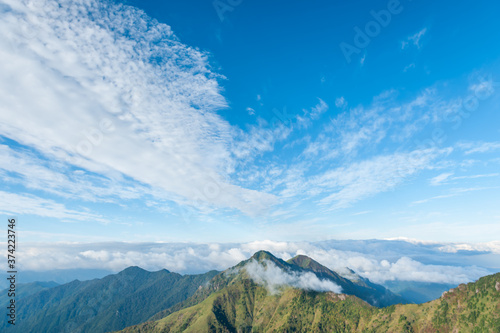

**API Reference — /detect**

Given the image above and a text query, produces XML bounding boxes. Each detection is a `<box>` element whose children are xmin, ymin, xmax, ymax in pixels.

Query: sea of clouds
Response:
<box><xmin>13</xmin><ymin>239</ymin><xmax>500</xmax><ymax>285</ymax></box>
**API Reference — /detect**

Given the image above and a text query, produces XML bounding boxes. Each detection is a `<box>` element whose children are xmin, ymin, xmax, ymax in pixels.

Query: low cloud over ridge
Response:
<box><xmin>244</xmin><ymin>259</ymin><xmax>342</xmax><ymax>294</ymax></box>
<box><xmin>14</xmin><ymin>239</ymin><xmax>497</xmax><ymax>286</ymax></box>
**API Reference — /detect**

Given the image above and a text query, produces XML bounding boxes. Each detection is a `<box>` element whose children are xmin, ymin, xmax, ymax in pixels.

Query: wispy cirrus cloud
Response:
<box><xmin>296</xmin><ymin>99</ymin><xmax>329</xmax><ymax>129</ymax></box>
<box><xmin>430</xmin><ymin>172</ymin><xmax>454</xmax><ymax>186</ymax></box>
<box><xmin>335</xmin><ymin>96</ymin><xmax>347</xmax><ymax>109</ymax></box>
<box><xmin>0</xmin><ymin>191</ymin><xmax>108</xmax><ymax>223</ymax></box>
<box><xmin>0</xmin><ymin>0</ymin><xmax>277</xmax><ymax>216</ymax></box>
<box><xmin>402</xmin><ymin>27</ymin><xmax>428</xmax><ymax>49</ymax></box>
<box><xmin>265</xmin><ymin>146</ymin><xmax>450</xmax><ymax>210</ymax></box>
<box><xmin>0</xmin><ymin>144</ymin><xmax>148</xmax><ymax>202</ymax></box>
<box><xmin>457</xmin><ymin>141</ymin><xmax>500</xmax><ymax>155</ymax></box>
<box><xmin>316</xmin><ymin>148</ymin><xmax>450</xmax><ymax>209</ymax></box>
<box><xmin>430</xmin><ymin>172</ymin><xmax>499</xmax><ymax>186</ymax></box>
<box><xmin>0</xmin><ymin>0</ymin><xmax>498</xmax><ymax>235</ymax></box>
<box><xmin>412</xmin><ymin>187</ymin><xmax>498</xmax><ymax>205</ymax></box>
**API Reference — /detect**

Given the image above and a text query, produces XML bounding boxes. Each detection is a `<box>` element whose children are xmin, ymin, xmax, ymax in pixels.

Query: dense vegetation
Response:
<box><xmin>287</xmin><ymin>254</ymin><xmax>407</xmax><ymax>307</ymax></box>
<box><xmin>5</xmin><ymin>251</ymin><xmax>499</xmax><ymax>333</ymax></box>
<box><xmin>119</xmin><ymin>252</ymin><xmax>500</xmax><ymax>333</ymax></box>
<box><xmin>120</xmin><ymin>279</ymin><xmax>377</xmax><ymax>332</ymax></box>
<box><xmin>0</xmin><ymin>267</ymin><xmax>218</xmax><ymax>333</ymax></box>
<box><xmin>363</xmin><ymin>272</ymin><xmax>500</xmax><ymax>332</ymax></box>
<box><xmin>0</xmin><ymin>281</ymin><xmax>59</xmax><ymax>306</ymax></box>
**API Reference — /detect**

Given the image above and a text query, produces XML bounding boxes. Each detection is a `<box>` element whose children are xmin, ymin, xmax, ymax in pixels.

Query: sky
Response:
<box><xmin>0</xmin><ymin>0</ymin><xmax>500</xmax><ymax>277</ymax></box>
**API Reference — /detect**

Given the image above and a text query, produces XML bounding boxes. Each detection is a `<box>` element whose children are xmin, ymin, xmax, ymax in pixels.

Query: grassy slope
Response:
<box><xmin>119</xmin><ymin>279</ymin><xmax>375</xmax><ymax>333</ymax></box>
<box><xmin>119</xmin><ymin>272</ymin><xmax>500</xmax><ymax>333</ymax></box>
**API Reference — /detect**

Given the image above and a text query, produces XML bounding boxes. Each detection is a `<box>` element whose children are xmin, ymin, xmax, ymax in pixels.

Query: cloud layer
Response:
<box><xmin>11</xmin><ymin>239</ymin><xmax>498</xmax><ymax>285</ymax></box>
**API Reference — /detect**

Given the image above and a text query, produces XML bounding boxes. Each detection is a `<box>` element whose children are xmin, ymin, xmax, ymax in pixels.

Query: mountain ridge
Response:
<box><xmin>0</xmin><ymin>267</ymin><xmax>218</xmax><ymax>333</ymax></box>
<box><xmin>119</xmin><ymin>252</ymin><xmax>500</xmax><ymax>333</ymax></box>
<box><xmin>6</xmin><ymin>251</ymin><xmax>499</xmax><ymax>333</ymax></box>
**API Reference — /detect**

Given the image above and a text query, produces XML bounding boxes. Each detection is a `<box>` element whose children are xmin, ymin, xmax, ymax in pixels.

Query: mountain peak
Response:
<box><xmin>250</xmin><ymin>250</ymin><xmax>278</xmax><ymax>262</ymax></box>
<box><xmin>234</xmin><ymin>250</ymin><xmax>291</xmax><ymax>272</ymax></box>
<box><xmin>119</xmin><ymin>266</ymin><xmax>148</xmax><ymax>276</ymax></box>
<box><xmin>287</xmin><ymin>255</ymin><xmax>330</xmax><ymax>273</ymax></box>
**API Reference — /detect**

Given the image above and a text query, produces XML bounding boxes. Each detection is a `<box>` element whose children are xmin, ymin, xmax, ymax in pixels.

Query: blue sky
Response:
<box><xmin>1</xmin><ymin>0</ymin><xmax>500</xmax><ymax>255</ymax></box>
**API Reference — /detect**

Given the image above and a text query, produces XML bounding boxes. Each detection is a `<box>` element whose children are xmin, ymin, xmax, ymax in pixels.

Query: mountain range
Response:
<box><xmin>3</xmin><ymin>251</ymin><xmax>499</xmax><ymax>332</ymax></box>
<box><xmin>0</xmin><ymin>267</ymin><xmax>218</xmax><ymax>333</ymax></box>
<box><xmin>119</xmin><ymin>251</ymin><xmax>500</xmax><ymax>332</ymax></box>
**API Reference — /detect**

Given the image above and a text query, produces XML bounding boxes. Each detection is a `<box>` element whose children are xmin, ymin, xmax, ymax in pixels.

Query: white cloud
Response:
<box><xmin>297</xmin><ymin>99</ymin><xmax>329</xmax><ymax>129</ymax></box>
<box><xmin>316</xmin><ymin>148</ymin><xmax>449</xmax><ymax>209</ymax></box>
<box><xmin>360</xmin><ymin>256</ymin><xmax>486</xmax><ymax>285</ymax></box>
<box><xmin>412</xmin><ymin>187</ymin><xmax>498</xmax><ymax>205</ymax></box>
<box><xmin>469</xmin><ymin>78</ymin><xmax>495</xmax><ymax>100</ymax></box>
<box><xmin>403</xmin><ymin>62</ymin><xmax>415</xmax><ymax>72</ymax></box>
<box><xmin>438</xmin><ymin>241</ymin><xmax>500</xmax><ymax>254</ymax></box>
<box><xmin>430</xmin><ymin>172</ymin><xmax>453</xmax><ymax>186</ymax></box>
<box><xmin>244</xmin><ymin>259</ymin><xmax>342</xmax><ymax>294</ymax></box>
<box><xmin>0</xmin><ymin>144</ymin><xmax>148</xmax><ymax>203</ymax></box>
<box><xmin>402</xmin><ymin>28</ymin><xmax>427</xmax><ymax>49</ymax></box>
<box><xmin>0</xmin><ymin>0</ymin><xmax>277</xmax><ymax>215</ymax></box>
<box><xmin>335</xmin><ymin>97</ymin><xmax>347</xmax><ymax>109</ymax></box>
<box><xmin>429</xmin><ymin>172</ymin><xmax>499</xmax><ymax>186</ymax></box>
<box><xmin>0</xmin><ymin>191</ymin><xmax>107</xmax><ymax>223</ymax></box>
<box><xmin>457</xmin><ymin>141</ymin><xmax>500</xmax><ymax>155</ymax></box>
<box><xmin>231</xmin><ymin>120</ymin><xmax>291</xmax><ymax>163</ymax></box>
<box><xmin>0</xmin><ymin>0</ymin><xmax>497</xmax><ymax>234</ymax></box>
<box><xmin>269</xmin><ymin>78</ymin><xmax>496</xmax><ymax>212</ymax></box>
<box><xmin>305</xmin><ymin>89</ymin><xmax>413</xmax><ymax>160</ymax></box>
<box><xmin>9</xmin><ymin>239</ymin><xmax>496</xmax><ymax>286</ymax></box>
<box><xmin>453</xmin><ymin>173</ymin><xmax>499</xmax><ymax>180</ymax></box>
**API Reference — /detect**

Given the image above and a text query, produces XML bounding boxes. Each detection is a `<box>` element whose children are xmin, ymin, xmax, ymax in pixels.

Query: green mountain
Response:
<box><xmin>0</xmin><ymin>281</ymin><xmax>59</xmax><ymax>306</ymax></box>
<box><xmin>118</xmin><ymin>251</ymin><xmax>500</xmax><ymax>333</ymax></box>
<box><xmin>1</xmin><ymin>267</ymin><xmax>218</xmax><ymax>333</ymax></box>
<box><xmin>363</xmin><ymin>272</ymin><xmax>500</xmax><ymax>332</ymax></box>
<box><xmin>0</xmin><ymin>269</ymin><xmax>113</xmax><ymax>290</ymax></box>
<box><xmin>287</xmin><ymin>254</ymin><xmax>407</xmax><ymax>307</ymax></box>
<box><xmin>383</xmin><ymin>280</ymin><xmax>458</xmax><ymax>304</ymax></box>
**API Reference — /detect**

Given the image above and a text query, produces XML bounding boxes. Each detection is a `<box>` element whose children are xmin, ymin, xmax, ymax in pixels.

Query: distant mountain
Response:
<box><xmin>364</xmin><ymin>272</ymin><xmax>500</xmax><ymax>332</ymax></box>
<box><xmin>119</xmin><ymin>251</ymin><xmax>407</xmax><ymax>332</ymax></box>
<box><xmin>383</xmin><ymin>280</ymin><xmax>458</xmax><ymax>304</ymax></box>
<box><xmin>119</xmin><ymin>251</ymin><xmax>500</xmax><ymax>333</ymax></box>
<box><xmin>0</xmin><ymin>268</ymin><xmax>113</xmax><ymax>289</ymax></box>
<box><xmin>287</xmin><ymin>254</ymin><xmax>407</xmax><ymax>307</ymax></box>
<box><xmin>7</xmin><ymin>251</ymin><xmax>499</xmax><ymax>332</ymax></box>
<box><xmin>1</xmin><ymin>267</ymin><xmax>218</xmax><ymax>333</ymax></box>
<box><xmin>0</xmin><ymin>281</ymin><xmax>59</xmax><ymax>306</ymax></box>
<box><xmin>148</xmin><ymin>251</ymin><xmax>404</xmax><ymax>316</ymax></box>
